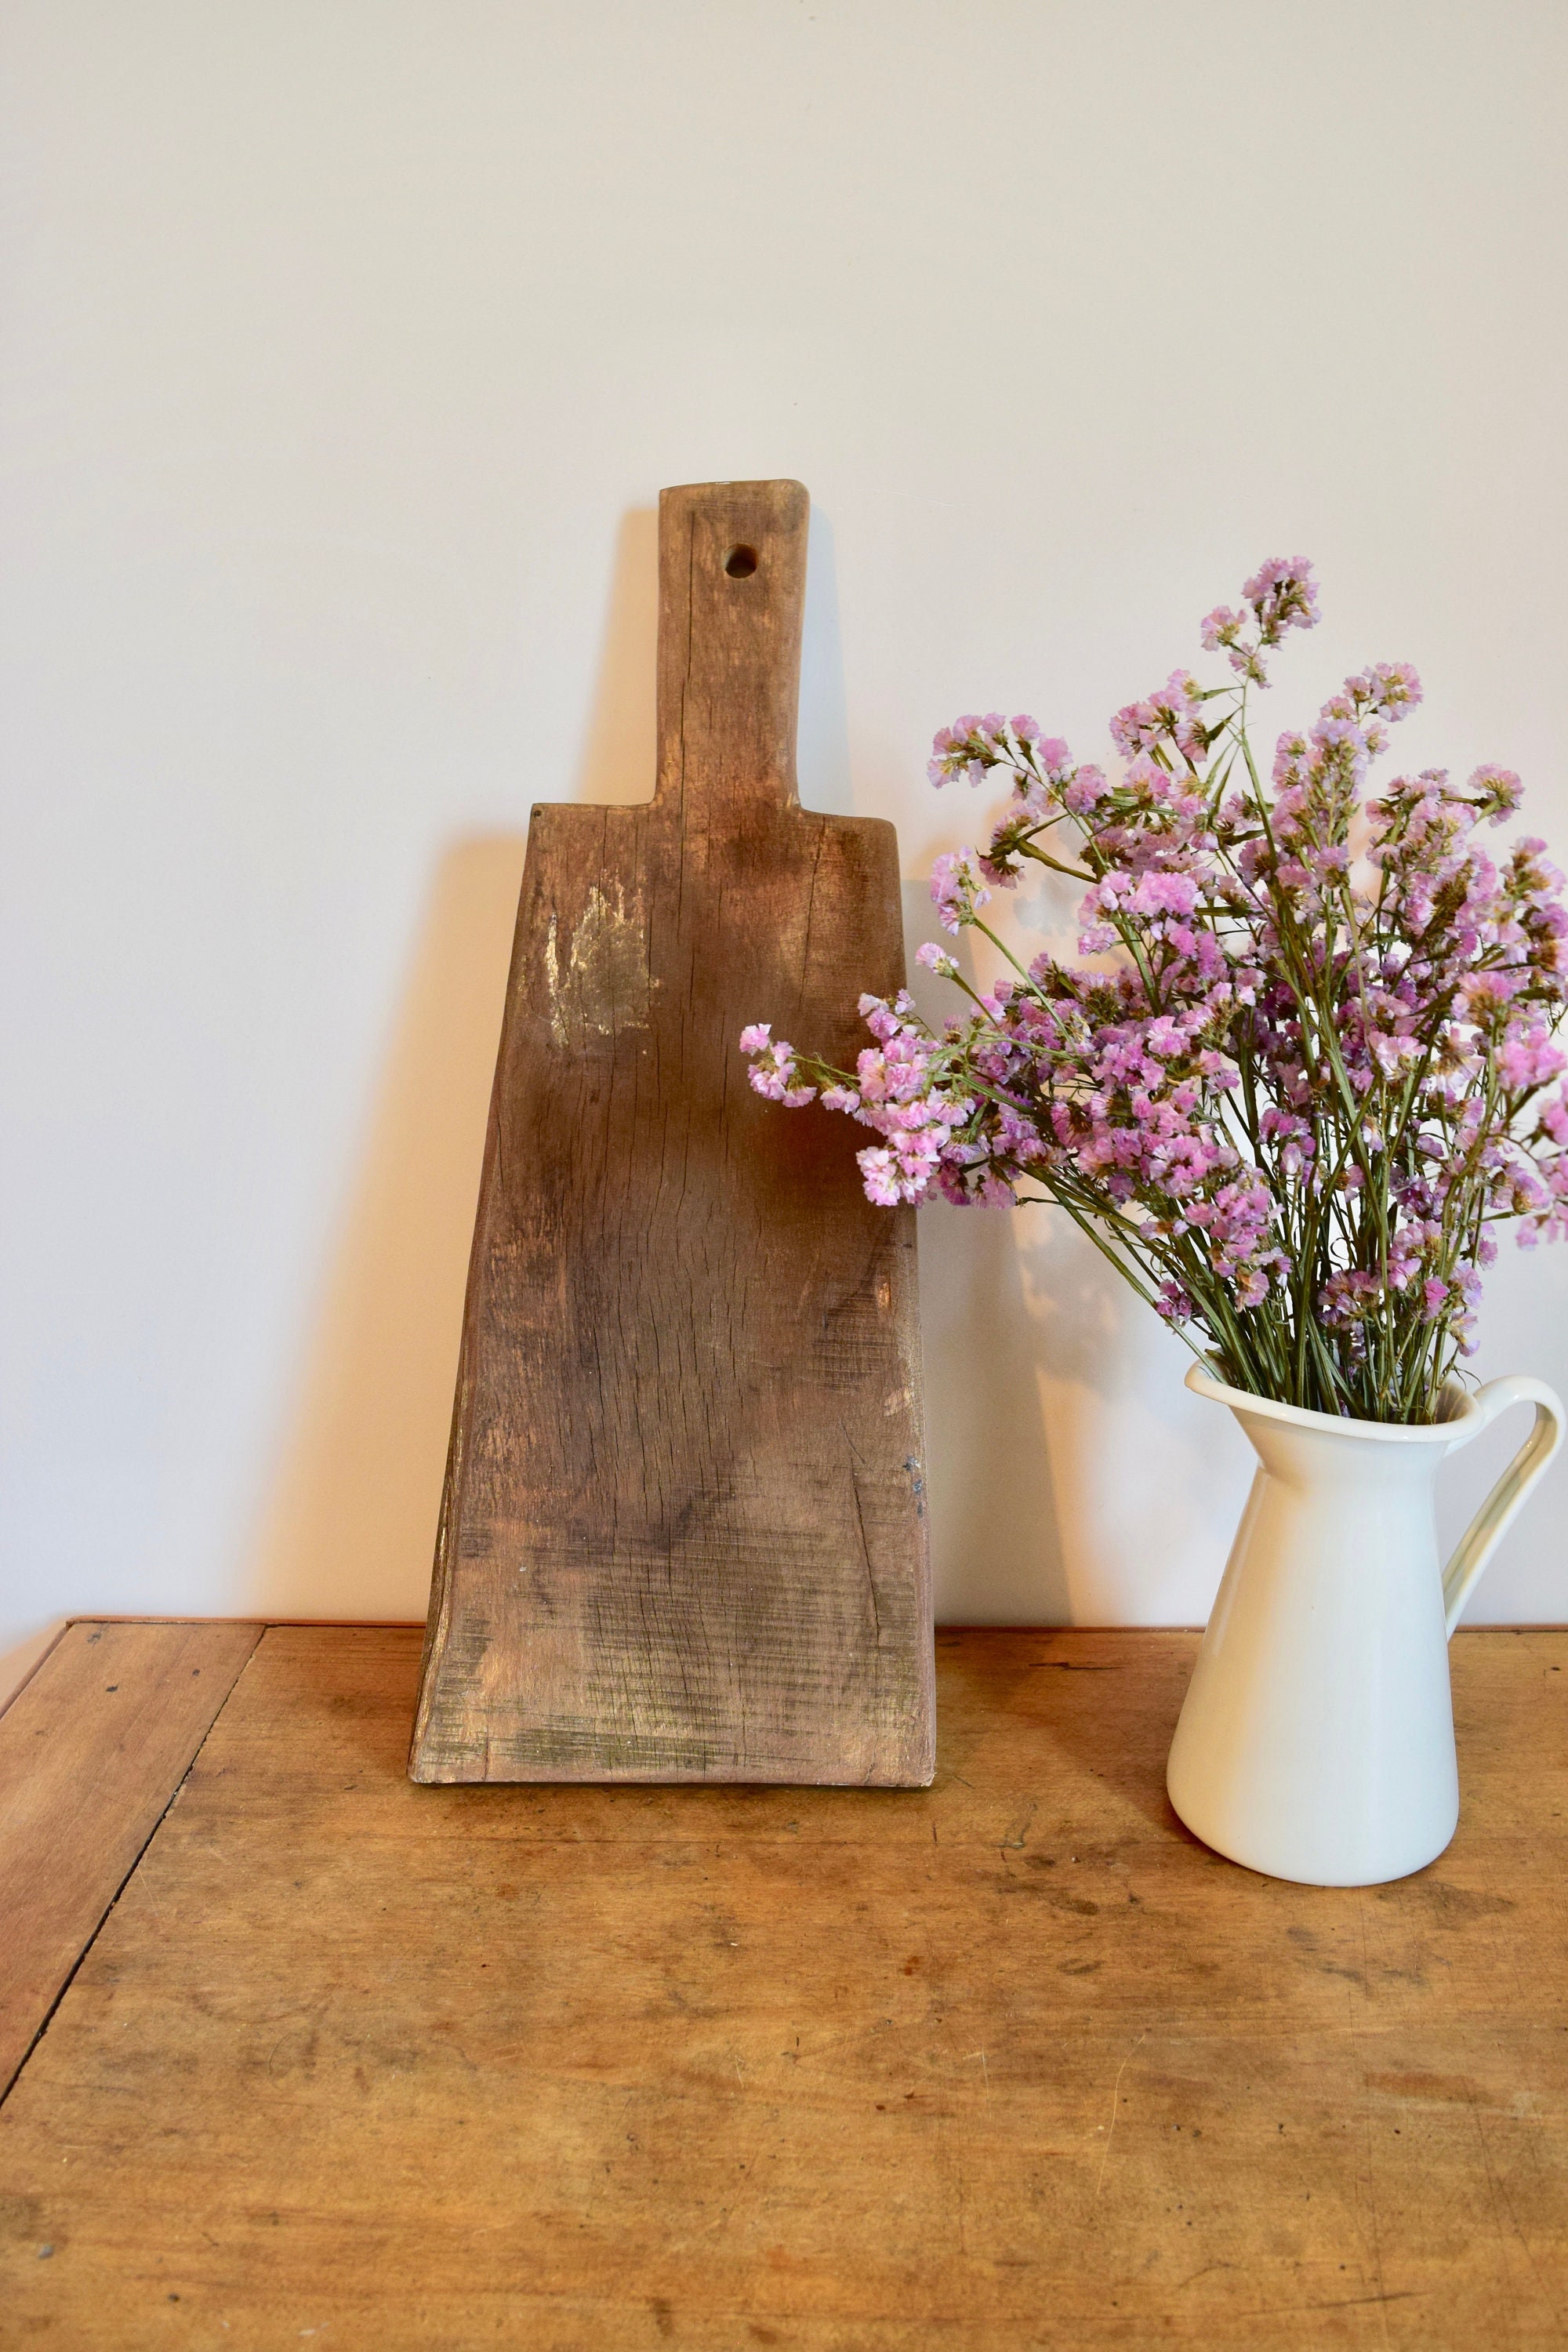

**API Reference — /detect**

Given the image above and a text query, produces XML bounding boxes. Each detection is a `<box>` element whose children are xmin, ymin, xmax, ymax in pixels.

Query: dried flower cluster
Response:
<box><xmin>742</xmin><ymin>563</ymin><xmax>1568</xmax><ymax>1422</ymax></box>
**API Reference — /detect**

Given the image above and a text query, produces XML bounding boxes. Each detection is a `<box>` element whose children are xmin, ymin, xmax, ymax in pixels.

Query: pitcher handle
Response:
<box><xmin>1442</xmin><ymin>1376</ymin><xmax>1566</xmax><ymax>1637</ymax></box>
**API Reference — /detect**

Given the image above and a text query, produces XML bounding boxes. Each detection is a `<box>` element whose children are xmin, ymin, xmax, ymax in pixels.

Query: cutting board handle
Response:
<box><xmin>654</xmin><ymin>479</ymin><xmax>809</xmax><ymax>822</ymax></box>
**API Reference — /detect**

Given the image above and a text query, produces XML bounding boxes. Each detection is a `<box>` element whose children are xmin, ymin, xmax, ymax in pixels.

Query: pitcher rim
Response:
<box><xmin>1185</xmin><ymin>1357</ymin><xmax>1476</xmax><ymax>1443</ymax></box>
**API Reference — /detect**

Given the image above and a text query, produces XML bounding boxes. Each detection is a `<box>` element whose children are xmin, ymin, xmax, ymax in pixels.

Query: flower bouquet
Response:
<box><xmin>742</xmin><ymin>560</ymin><xmax>1568</xmax><ymax>1427</ymax></box>
<box><xmin>740</xmin><ymin>561</ymin><xmax>1568</xmax><ymax>1884</ymax></box>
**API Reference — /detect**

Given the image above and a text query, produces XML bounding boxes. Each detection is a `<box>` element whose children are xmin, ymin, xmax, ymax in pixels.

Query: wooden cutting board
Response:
<box><xmin>408</xmin><ymin>480</ymin><xmax>933</xmax><ymax>1785</ymax></box>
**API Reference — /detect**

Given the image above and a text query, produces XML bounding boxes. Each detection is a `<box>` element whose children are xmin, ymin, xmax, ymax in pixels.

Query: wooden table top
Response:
<box><xmin>2</xmin><ymin>1621</ymin><xmax>1566</xmax><ymax>2348</ymax></box>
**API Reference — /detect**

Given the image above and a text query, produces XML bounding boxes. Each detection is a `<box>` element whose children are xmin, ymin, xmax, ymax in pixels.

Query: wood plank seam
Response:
<box><xmin>0</xmin><ymin>1780</ymin><xmax>197</xmax><ymax>2110</ymax></box>
<box><xmin>0</xmin><ymin>1622</ymin><xmax>264</xmax><ymax>2103</ymax></box>
<box><xmin>1</xmin><ymin>1682</ymin><xmax>252</xmax><ymax>2103</ymax></box>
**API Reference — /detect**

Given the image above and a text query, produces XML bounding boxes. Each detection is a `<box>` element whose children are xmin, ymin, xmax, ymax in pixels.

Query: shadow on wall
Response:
<box><xmin>901</xmin><ymin>885</ymin><xmax>1075</xmax><ymax>1624</ymax></box>
<box><xmin>244</xmin><ymin>495</ymin><xmax>1179</xmax><ymax>1632</ymax></box>
<box><xmin>243</xmin><ymin>833</ymin><xmax>526</xmax><ymax>1622</ymax></box>
<box><xmin>915</xmin><ymin>1184</ymin><xmax>1073</xmax><ymax>1624</ymax></box>
<box><xmin>902</xmin><ymin>883</ymin><xmax>1254</xmax><ymax>1626</ymax></box>
<box><xmin>245</xmin><ymin>505</ymin><xmax>672</xmax><ymax>1619</ymax></box>
<box><xmin>575</xmin><ymin>506</ymin><xmax>659</xmax><ymax>805</ymax></box>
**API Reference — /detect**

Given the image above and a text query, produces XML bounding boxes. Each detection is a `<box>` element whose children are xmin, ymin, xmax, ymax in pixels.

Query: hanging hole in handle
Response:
<box><xmin>724</xmin><ymin>544</ymin><xmax>758</xmax><ymax>579</ymax></box>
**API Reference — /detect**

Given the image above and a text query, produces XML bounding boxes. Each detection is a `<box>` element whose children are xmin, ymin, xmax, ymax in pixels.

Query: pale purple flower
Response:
<box><xmin>1352</xmin><ymin>661</ymin><xmax>1422</xmax><ymax>720</ymax></box>
<box><xmin>1110</xmin><ymin>670</ymin><xmax>1207</xmax><ymax>764</ymax></box>
<box><xmin>1498</xmin><ymin>1029</ymin><xmax>1566</xmax><ymax>1091</ymax></box>
<box><xmin>1064</xmin><ymin>764</ymin><xmax>1109</xmax><ymax>815</ymax></box>
<box><xmin>930</xmin><ymin>849</ymin><xmax>992</xmax><ymax>934</ymax></box>
<box><xmin>1243</xmin><ymin>557</ymin><xmax>1320</xmax><ymax>641</ymax></box>
<box><xmin>740</xmin><ymin>1025</ymin><xmax>816</xmax><ymax>1107</ymax></box>
<box><xmin>916</xmin><ymin>940</ymin><xmax>959</xmax><ymax>978</ymax></box>
<box><xmin>1130</xmin><ymin>871</ymin><xmax>1201</xmax><ymax>920</ymax></box>
<box><xmin>858</xmin><ymin>1148</ymin><xmax>904</xmax><ymax>1206</ymax></box>
<box><xmin>1469</xmin><ymin>764</ymin><xmax>1523</xmax><ymax>823</ymax></box>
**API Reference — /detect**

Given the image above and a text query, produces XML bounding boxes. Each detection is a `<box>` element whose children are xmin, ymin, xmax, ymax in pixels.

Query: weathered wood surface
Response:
<box><xmin>412</xmin><ymin>477</ymin><xmax>931</xmax><ymax>1786</ymax></box>
<box><xmin>6</xmin><ymin>1622</ymin><xmax>1568</xmax><ymax>2347</ymax></box>
<box><xmin>0</xmin><ymin>1617</ymin><xmax>261</xmax><ymax>2097</ymax></box>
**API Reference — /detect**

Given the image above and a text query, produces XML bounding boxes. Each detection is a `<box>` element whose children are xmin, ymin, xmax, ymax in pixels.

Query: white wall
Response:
<box><xmin>5</xmin><ymin>0</ymin><xmax>1566</xmax><ymax>1693</ymax></box>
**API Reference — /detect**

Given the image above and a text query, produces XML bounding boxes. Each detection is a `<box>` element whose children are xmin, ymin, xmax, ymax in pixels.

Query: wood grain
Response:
<box><xmin>412</xmin><ymin>478</ymin><xmax>932</xmax><ymax>1786</ymax></box>
<box><xmin>0</xmin><ymin>1617</ymin><xmax>261</xmax><ymax>2097</ymax></box>
<box><xmin>5</xmin><ymin>1621</ymin><xmax>1568</xmax><ymax>2346</ymax></box>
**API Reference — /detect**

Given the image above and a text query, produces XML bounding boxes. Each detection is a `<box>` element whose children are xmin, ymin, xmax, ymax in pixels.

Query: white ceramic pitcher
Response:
<box><xmin>1167</xmin><ymin>1361</ymin><xmax>1566</xmax><ymax>1886</ymax></box>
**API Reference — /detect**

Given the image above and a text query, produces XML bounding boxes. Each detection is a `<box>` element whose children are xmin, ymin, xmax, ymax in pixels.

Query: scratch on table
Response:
<box><xmin>1096</xmin><ymin>2032</ymin><xmax>1146</xmax><ymax>2197</ymax></box>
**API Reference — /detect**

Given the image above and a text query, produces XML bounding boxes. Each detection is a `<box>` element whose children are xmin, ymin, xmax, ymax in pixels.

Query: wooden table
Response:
<box><xmin>2</xmin><ymin>1622</ymin><xmax>1566</xmax><ymax>2348</ymax></box>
